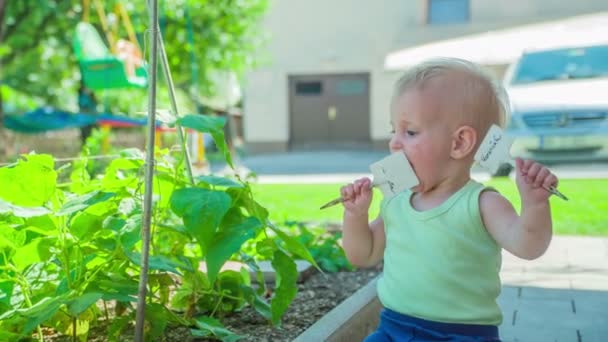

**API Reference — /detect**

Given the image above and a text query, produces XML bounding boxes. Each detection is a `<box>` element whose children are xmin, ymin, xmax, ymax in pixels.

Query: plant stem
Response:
<box><xmin>210</xmin><ymin>291</ymin><xmax>225</xmax><ymax>317</ymax></box>
<box><xmin>103</xmin><ymin>300</ymin><xmax>110</xmax><ymax>322</ymax></box>
<box><xmin>72</xmin><ymin>316</ymin><xmax>76</xmax><ymax>342</ymax></box>
<box><xmin>10</xmin><ymin>266</ymin><xmax>44</xmax><ymax>342</ymax></box>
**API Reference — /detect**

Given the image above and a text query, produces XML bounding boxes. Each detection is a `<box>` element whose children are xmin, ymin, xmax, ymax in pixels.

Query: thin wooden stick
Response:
<box><xmin>320</xmin><ymin>181</ymin><xmax>385</xmax><ymax>210</ymax></box>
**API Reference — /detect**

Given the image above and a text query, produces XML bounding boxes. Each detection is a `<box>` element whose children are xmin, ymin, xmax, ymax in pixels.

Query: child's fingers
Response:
<box><xmin>341</xmin><ymin>185</ymin><xmax>354</xmax><ymax>201</ymax></box>
<box><xmin>534</xmin><ymin>167</ymin><xmax>550</xmax><ymax>188</ymax></box>
<box><xmin>354</xmin><ymin>178</ymin><xmax>372</xmax><ymax>194</ymax></box>
<box><xmin>518</xmin><ymin>159</ymin><xmax>535</xmax><ymax>178</ymax></box>
<box><xmin>515</xmin><ymin>158</ymin><xmax>524</xmax><ymax>172</ymax></box>
<box><xmin>353</xmin><ymin>179</ymin><xmax>365</xmax><ymax>194</ymax></box>
<box><xmin>543</xmin><ymin>174</ymin><xmax>559</xmax><ymax>190</ymax></box>
<box><xmin>525</xmin><ymin>163</ymin><xmax>542</xmax><ymax>183</ymax></box>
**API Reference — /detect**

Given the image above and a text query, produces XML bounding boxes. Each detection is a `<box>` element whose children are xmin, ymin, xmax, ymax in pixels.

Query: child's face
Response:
<box><xmin>389</xmin><ymin>87</ymin><xmax>457</xmax><ymax>193</ymax></box>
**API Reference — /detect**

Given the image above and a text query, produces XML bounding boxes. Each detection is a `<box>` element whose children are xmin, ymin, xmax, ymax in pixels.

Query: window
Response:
<box><xmin>428</xmin><ymin>0</ymin><xmax>469</xmax><ymax>25</ymax></box>
<box><xmin>295</xmin><ymin>81</ymin><xmax>322</xmax><ymax>96</ymax></box>
<box><xmin>510</xmin><ymin>45</ymin><xmax>608</xmax><ymax>85</ymax></box>
<box><xmin>336</xmin><ymin>80</ymin><xmax>366</xmax><ymax>96</ymax></box>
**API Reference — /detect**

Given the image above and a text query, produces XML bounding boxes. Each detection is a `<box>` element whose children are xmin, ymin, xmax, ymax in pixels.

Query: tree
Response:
<box><xmin>0</xmin><ymin>0</ymin><xmax>269</xmax><ymax>160</ymax></box>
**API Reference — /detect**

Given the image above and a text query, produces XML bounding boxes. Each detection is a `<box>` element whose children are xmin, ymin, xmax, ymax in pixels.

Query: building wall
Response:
<box><xmin>244</xmin><ymin>0</ymin><xmax>608</xmax><ymax>153</ymax></box>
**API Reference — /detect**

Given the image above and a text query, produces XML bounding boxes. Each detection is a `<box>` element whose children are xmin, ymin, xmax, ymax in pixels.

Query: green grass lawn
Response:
<box><xmin>252</xmin><ymin>178</ymin><xmax>608</xmax><ymax>236</ymax></box>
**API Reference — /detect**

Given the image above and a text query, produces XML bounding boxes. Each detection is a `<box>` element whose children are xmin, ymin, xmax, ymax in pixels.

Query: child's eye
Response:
<box><xmin>406</xmin><ymin>130</ymin><xmax>417</xmax><ymax>136</ymax></box>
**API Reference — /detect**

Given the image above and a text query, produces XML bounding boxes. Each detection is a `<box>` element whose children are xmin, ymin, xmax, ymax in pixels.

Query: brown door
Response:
<box><xmin>289</xmin><ymin>73</ymin><xmax>370</xmax><ymax>148</ymax></box>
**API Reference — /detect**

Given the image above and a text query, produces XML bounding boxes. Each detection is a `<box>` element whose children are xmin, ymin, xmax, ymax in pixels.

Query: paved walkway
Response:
<box><xmin>499</xmin><ymin>236</ymin><xmax>608</xmax><ymax>341</ymax></box>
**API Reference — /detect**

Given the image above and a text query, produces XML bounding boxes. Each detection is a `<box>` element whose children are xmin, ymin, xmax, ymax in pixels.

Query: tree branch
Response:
<box><xmin>0</xmin><ymin>0</ymin><xmax>31</xmax><ymax>43</ymax></box>
<box><xmin>0</xmin><ymin>5</ymin><xmax>58</xmax><ymax>66</ymax></box>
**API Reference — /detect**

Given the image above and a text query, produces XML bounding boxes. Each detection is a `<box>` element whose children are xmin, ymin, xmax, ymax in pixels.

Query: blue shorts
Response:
<box><xmin>365</xmin><ymin>308</ymin><xmax>500</xmax><ymax>342</ymax></box>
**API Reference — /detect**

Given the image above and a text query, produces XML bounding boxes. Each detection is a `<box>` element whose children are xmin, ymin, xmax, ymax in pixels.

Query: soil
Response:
<box><xmin>49</xmin><ymin>266</ymin><xmax>381</xmax><ymax>341</ymax></box>
<box><xmin>216</xmin><ymin>267</ymin><xmax>381</xmax><ymax>341</ymax></box>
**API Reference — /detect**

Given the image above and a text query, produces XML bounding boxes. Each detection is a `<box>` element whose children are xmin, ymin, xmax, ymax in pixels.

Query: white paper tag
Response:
<box><xmin>369</xmin><ymin>152</ymin><xmax>419</xmax><ymax>198</ymax></box>
<box><xmin>474</xmin><ymin>124</ymin><xmax>514</xmax><ymax>174</ymax></box>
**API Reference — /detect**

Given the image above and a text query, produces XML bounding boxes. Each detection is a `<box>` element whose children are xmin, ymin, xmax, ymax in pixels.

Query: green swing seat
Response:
<box><xmin>73</xmin><ymin>22</ymin><xmax>147</xmax><ymax>90</ymax></box>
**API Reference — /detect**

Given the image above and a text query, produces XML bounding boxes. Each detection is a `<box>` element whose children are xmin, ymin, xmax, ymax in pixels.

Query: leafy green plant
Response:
<box><xmin>0</xmin><ymin>114</ymin><xmax>318</xmax><ymax>341</ymax></box>
<box><xmin>245</xmin><ymin>221</ymin><xmax>353</xmax><ymax>273</ymax></box>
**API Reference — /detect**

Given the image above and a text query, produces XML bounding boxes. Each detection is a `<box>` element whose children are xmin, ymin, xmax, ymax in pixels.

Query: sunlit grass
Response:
<box><xmin>252</xmin><ymin>178</ymin><xmax>608</xmax><ymax>236</ymax></box>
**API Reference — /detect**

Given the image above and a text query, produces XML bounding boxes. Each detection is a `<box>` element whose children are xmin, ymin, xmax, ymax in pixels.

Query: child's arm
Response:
<box><xmin>340</xmin><ymin>177</ymin><xmax>386</xmax><ymax>268</ymax></box>
<box><xmin>481</xmin><ymin>158</ymin><xmax>557</xmax><ymax>260</ymax></box>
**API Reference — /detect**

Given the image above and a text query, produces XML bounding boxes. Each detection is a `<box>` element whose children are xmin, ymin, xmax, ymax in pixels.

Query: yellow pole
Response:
<box><xmin>82</xmin><ymin>0</ymin><xmax>90</xmax><ymax>22</ymax></box>
<box><xmin>117</xmin><ymin>2</ymin><xmax>141</xmax><ymax>51</ymax></box>
<box><xmin>197</xmin><ymin>133</ymin><xmax>206</xmax><ymax>166</ymax></box>
<box><xmin>155</xmin><ymin>129</ymin><xmax>161</xmax><ymax>149</ymax></box>
<box><xmin>93</xmin><ymin>0</ymin><xmax>116</xmax><ymax>52</ymax></box>
<box><xmin>101</xmin><ymin>124</ymin><xmax>111</xmax><ymax>154</ymax></box>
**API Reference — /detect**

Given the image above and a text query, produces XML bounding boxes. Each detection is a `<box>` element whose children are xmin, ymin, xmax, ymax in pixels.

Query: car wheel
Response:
<box><xmin>492</xmin><ymin>163</ymin><xmax>513</xmax><ymax>177</ymax></box>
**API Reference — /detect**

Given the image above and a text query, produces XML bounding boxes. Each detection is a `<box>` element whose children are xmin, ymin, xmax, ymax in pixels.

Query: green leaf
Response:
<box><xmin>211</xmin><ymin>131</ymin><xmax>234</xmax><ymax>169</ymax></box>
<box><xmin>176</xmin><ymin>115</ymin><xmax>233</xmax><ymax>168</ymax></box>
<box><xmin>255</xmin><ymin>238</ymin><xmax>277</xmax><ymax>259</ymax></box>
<box><xmin>0</xmin><ymin>154</ymin><xmax>56</xmax><ymax>206</ymax></box>
<box><xmin>70</xmin><ymin>212</ymin><xmax>105</xmax><ymax>241</ymax></box>
<box><xmin>126</xmin><ymin>252</ymin><xmax>188</xmax><ymax>275</ymax></box>
<box><xmin>177</xmin><ymin>114</ymin><xmax>225</xmax><ymax>134</ymax></box>
<box><xmin>25</xmin><ymin>215</ymin><xmax>57</xmax><ymax>232</ymax></box>
<box><xmin>0</xmin><ymin>330</ymin><xmax>22</xmax><ymax>340</ymax></box>
<box><xmin>108</xmin><ymin>314</ymin><xmax>131</xmax><ymax>340</ymax></box>
<box><xmin>196</xmin><ymin>175</ymin><xmax>244</xmax><ymax>188</ymax></box>
<box><xmin>270</xmin><ymin>250</ymin><xmax>298</xmax><ymax>326</ymax></box>
<box><xmin>101</xmin><ymin>158</ymin><xmax>142</xmax><ymax>191</ymax></box>
<box><xmin>0</xmin><ymin>281</ymin><xmax>14</xmax><ymax>309</ymax></box>
<box><xmin>192</xmin><ymin>316</ymin><xmax>243</xmax><ymax>342</ymax></box>
<box><xmin>118</xmin><ymin>198</ymin><xmax>138</xmax><ymax>216</ymax></box>
<box><xmin>0</xmin><ymin>224</ymin><xmax>20</xmax><ymax>250</ymax></box>
<box><xmin>206</xmin><ymin>217</ymin><xmax>262</xmax><ymax>284</ymax></box>
<box><xmin>57</xmin><ymin>191</ymin><xmax>115</xmax><ymax>216</ymax></box>
<box><xmin>49</xmin><ymin>309</ymin><xmax>92</xmax><ymax>342</ymax></box>
<box><xmin>0</xmin><ymin>199</ymin><xmax>51</xmax><ymax>218</ymax></box>
<box><xmin>242</xmin><ymin>286</ymin><xmax>271</xmax><ymax>321</ymax></box>
<box><xmin>67</xmin><ymin>292</ymin><xmax>103</xmax><ymax>316</ymax></box>
<box><xmin>0</xmin><ymin>296</ymin><xmax>66</xmax><ymax>334</ymax></box>
<box><xmin>12</xmin><ymin>237</ymin><xmax>53</xmax><ymax>271</ymax></box>
<box><xmin>155</xmin><ymin>174</ymin><xmax>176</xmax><ymax>209</ymax></box>
<box><xmin>103</xmin><ymin>216</ymin><xmax>126</xmax><ymax>232</ymax></box>
<box><xmin>145</xmin><ymin>303</ymin><xmax>170</xmax><ymax>340</ymax></box>
<box><xmin>69</xmin><ymin>161</ymin><xmax>91</xmax><ymax>195</ymax></box>
<box><xmin>119</xmin><ymin>216</ymin><xmax>142</xmax><ymax>251</ymax></box>
<box><xmin>89</xmin><ymin>274</ymin><xmax>139</xmax><ymax>303</ymax></box>
<box><xmin>170</xmin><ymin>188</ymin><xmax>231</xmax><ymax>253</ymax></box>
<box><xmin>270</xmin><ymin>224</ymin><xmax>319</xmax><ymax>270</ymax></box>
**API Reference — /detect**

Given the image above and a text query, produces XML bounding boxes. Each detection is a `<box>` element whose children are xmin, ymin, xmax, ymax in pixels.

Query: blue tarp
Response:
<box><xmin>4</xmin><ymin>107</ymin><xmax>155</xmax><ymax>134</ymax></box>
<box><xmin>5</xmin><ymin>107</ymin><xmax>97</xmax><ymax>134</ymax></box>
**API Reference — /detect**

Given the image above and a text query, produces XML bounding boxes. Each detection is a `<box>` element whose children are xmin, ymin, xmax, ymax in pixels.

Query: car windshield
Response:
<box><xmin>510</xmin><ymin>45</ymin><xmax>608</xmax><ymax>85</ymax></box>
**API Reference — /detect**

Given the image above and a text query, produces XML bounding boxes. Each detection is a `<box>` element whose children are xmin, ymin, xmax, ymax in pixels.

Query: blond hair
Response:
<box><xmin>391</xmin><ymin>57</ymin><xmax>510</xmax><ymax>138</ymax></box>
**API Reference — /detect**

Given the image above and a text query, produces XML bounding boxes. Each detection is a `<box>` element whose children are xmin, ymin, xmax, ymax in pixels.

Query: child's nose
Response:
<box><xmin>389</xmin><ymin>135</ymin><xmax>402</xmax><ymax>151</ymax></box>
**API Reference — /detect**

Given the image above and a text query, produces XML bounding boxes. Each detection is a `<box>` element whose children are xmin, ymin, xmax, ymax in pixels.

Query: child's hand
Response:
<box><xmin>341</xmin><ymin>177</ymin><xmax>373</xmax><ymax>216</ymax></box>
<box><xmin>515</xmin><ymin>158</ymin><xmax>558</xmax><ymax>203</ymax></box>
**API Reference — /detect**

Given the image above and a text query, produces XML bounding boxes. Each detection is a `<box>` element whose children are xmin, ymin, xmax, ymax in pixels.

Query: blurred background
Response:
<box><xmin>242</xmin><ymin>0</ymin><xmax>608</xmax><ymax>177</ymax></box>
<box><xmin>2</xmin><ymin>1</ymin><xmax>608</xmax><ymax>172</ymax></box>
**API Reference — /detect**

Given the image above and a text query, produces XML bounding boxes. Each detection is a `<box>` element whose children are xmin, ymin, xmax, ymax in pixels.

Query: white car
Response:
<box><xmin>500</xmin><ymin>44</ymin><xmax>608</xmax><ymax>174</ymax></box>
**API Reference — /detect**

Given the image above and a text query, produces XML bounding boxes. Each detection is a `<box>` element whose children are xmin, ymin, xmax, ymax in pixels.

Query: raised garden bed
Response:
<box><xmin>46</xmin><ymin>267</ymin><xmax>380</xmax><ymax>341</ymax></box>
<box><xmin>205</xmin><ymin>267</ymin><xmax>381</xmax><ymax>341</ymax></box>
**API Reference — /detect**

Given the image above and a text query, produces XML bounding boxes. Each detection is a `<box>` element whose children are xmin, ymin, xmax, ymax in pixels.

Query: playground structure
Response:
<box><xmin>74</xmin><ymin>0</ymin><xmax>147</xmax><ymax>90</ymax></box>
<box><xmin>72</xmin><ymin>0</ymin><xmax>208</xmax><ymax>168</ymax></box>
<box><xmin>4</xmin><ymin>0</ymin><xmax>212</xmax><ymax>166</ymax></box>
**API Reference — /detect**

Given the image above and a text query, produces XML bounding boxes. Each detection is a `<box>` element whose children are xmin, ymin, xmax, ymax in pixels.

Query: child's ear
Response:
<box><xmin>450</xmin><ymin>125</ymin><xmax>477</xmax><ymax>159</ymax></box>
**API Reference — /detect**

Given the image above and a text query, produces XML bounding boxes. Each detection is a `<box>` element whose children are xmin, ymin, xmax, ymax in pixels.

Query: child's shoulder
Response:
<box><xmin>478</xmin><ymin>186</ymin><xmax>511</xmax><ymax>211</ymax></box>
<box><xmin>478</xmin><ymin>186</ymin><xmax>517</xmax><ymax>230</ymax></box>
